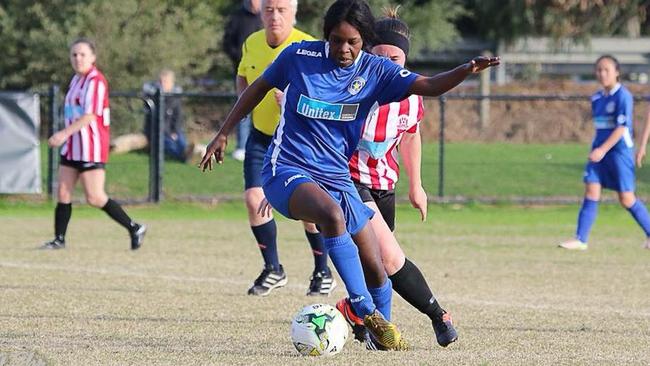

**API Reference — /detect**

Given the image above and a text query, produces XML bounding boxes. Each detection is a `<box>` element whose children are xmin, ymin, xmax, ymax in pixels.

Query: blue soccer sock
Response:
<box><xmin>368</xmin><ymin>279</ymin><xmax>393</xmax><ymax>321</ymax></box>
<box><xmin>627</xmin><ymin>200</ymin><xmax>650</xmax><ymax>237</ymax></box>
<box><xmin>323</xmin><ymin>232</ymin><xmax>375</xmax><ymax>317</ymax></box>
<box><xmin>305</xmin><ymin>231</ymin><xmax>329</xmax><ymax>273</ymax></box>
<box><xmin>251</xmin><ymin>220</ymin><xmax>280</xmax><ymax>270</ymax></box>
<box><xmin>576</xmin><ymin>198</ymin><xmax>598</xmax><ymax>243</ymax></box>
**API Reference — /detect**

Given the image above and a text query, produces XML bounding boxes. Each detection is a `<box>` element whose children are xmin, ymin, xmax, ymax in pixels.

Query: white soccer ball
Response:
<box><xmin>290</xmin><ymin>303</ymin><xmax>349</xmax><ymax>356</ymax></box>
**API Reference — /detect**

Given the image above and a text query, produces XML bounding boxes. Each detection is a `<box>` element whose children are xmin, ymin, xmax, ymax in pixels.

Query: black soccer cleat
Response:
<box><xmin>432</xmin><ymin>310</ymin><xmax>458</xmax><ymax>347</ymax></box>
<box><xmin>306</xmin><ymin>268</ymin><xmax>337</xmax><ymax>296</ymax></box>
<box><xmin>247</xmin><ymin>264</ymin><xmax>287</xmax><ymax>296</ymax></box>
<box><xmin>41</xmin><ymin>237</ymin><xmax>65</xmax><ymax>250</ymax></box>
<box><xmin>130</xmin><ymin>223</ymin><xmax>147</xmax><ymax>250</ymax></box>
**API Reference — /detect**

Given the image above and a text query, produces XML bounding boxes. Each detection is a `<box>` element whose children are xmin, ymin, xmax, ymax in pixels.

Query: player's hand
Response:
<box><xmin>589</xmin><ymin>147</ymin><xmax>606</xmax><ymax>163</ymax></box>
<box><xmin>48</xmin><ymin>131</ymin><xmax>68</xmax><ymax>148</ymax></box>
<box><xmin>409</xmin><ymin>185</ymin><xmax>428</xmax><ymax>222</ymax></box>
<box><xmin>636</xmin><ymin>146</ymin><xmax>647</xmax><ymax>168</ymax></box>
<box><xmin>257</xmin><ymin>198</ymin><xmax>273</xmax><ymax>217</ymax></box>
<box><xmin>469</xmin><ymin>56</ymin><xmax>500</xmax><ymax>73</ymax></box>
<box><xmin>199</xmin><ymin>133</ymin><xmax>227</xmax><ymax>171</ymax></box>
<box><xmin>274</xmin><ymin>90</ymin><xmax>284</xmax><ymax>107</ymax></box>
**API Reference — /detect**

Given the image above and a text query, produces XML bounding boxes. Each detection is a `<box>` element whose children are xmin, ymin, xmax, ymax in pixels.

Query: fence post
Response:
<box><xmin>47</xmin><ymin>85</ymin><xmax>60</xmax><ymax>199</ymax></box>
<box><xmin>438</xmin><ymin>96</ymin><xmax>446</xmax><ymax>199</ymax></box>
<box><xmin>149</xmin><ymin>90</ymin><xmax>165</xmax><ymax>202</ymax></box>
<box><xmin>479</xmin><ymin>51</ymin><xmax>491</xmax><ymax>130</ymax></box>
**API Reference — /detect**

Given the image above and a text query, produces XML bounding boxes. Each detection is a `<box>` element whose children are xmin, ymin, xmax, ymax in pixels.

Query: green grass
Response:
<box><xmin>28</xmin><ymin>142</ymin><xmax>650</xmax><ymax>203</ymax></box>
<box><xmin>1</xmin><ymin>204</ymin><xmax>649</xmax><ymax>365</ymax></box>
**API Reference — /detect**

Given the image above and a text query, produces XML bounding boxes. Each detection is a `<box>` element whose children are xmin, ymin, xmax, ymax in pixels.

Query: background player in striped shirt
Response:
<box><xmin>559</xmin><ymin>55</ymin><xmax>650</xmax><ymax>250</ymax></box>
<box><xmin>42</xmin><ymin>38</ymin><xmax>146</xmax><ymax>251</ymax></box>
<box><xmin>339</xmin><ymin>8</ymin><xmax>457</xmax><ymax>347</ymax></box>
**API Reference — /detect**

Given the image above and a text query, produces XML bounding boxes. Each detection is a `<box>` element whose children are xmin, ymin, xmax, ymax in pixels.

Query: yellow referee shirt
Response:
<box><xmin>237</xmin><ymin>28</ymin><xmax>315</xmax><ymax>136</ymax></box>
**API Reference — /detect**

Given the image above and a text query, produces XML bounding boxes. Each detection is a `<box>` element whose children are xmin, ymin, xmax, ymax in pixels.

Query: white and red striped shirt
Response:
<box><xmin>61</xmin><ymin>66</ymin><xmax>110</xmax><ymax>163</ymax></box>
<box><xmin>349</xmin><ymin>94</ymin><xmax>423</xmax><ymax>190</ymax></box>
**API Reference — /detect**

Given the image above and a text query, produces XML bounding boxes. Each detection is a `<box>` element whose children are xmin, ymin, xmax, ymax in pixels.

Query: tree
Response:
<box><xmin>296</xmin><ymin>0</ymin><xmax>463</xmax><ymax>56</ymax></box>
<box><xmin>464</xmin><ymin>0</ymin><xmax>650</xmax><ymax>44</ymax></box>
<box><xmin>0</xmin><ymin>0</ymin><xmax>226</xmax><ymax>90</ymax></box>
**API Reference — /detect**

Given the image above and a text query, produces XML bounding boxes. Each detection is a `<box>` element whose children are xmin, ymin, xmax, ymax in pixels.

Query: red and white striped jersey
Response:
<box><xmin>61</xmin><ymin>66</ymin><xmax>110</xmax><ymax>163</ymax></box>
<box><xmin>349</xmin><ymin>94</ymin><xmax>423</xmax><ymax>190</ymax></box>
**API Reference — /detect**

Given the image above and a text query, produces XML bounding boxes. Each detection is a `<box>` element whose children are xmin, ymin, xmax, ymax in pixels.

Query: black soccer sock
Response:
<box><xmin>305</xmin><ymin>231</ymin><xmax>329</xmax><ymax>273</ymax></box>
<box><xmin>389</xmin><ymin>258</ymin><xmax>445</xmax><ymax>321</ymax></box>
<box><xmin>251</xmin><ymin>220</ymin><xmax>280</xmax><ymax>270</ymax></box>
<box><xmin>54</xmin><ymin>202</ymin><xmax>72</xmax><ymax>241</ymax></box>
<box><xmin>101</xmin><ymin>198</ymin><xmax>137</xmax><ymax>232</ymax></box>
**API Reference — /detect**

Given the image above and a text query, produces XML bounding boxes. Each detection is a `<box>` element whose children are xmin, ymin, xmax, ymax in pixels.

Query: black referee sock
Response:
<box><xmin>305</xmin><ymin>231</ymin><xmax>329</xmax><ymax>273</ymax></box>
<box><xmin>389</xmin><ymin>258</ymin><xmax>445</xmax><ymax>321</ymax></box>
<box><xmin>251</xmin><ymin>220</ymin><xmax>280</xmax><ymax>271</ymax></box>
<box><xmin>101</xmin><ymin>198</ymin><xmax>137</xmax><ymax>232</ymax></box>
<box><xmin>54</xmin><ymin>202</ymin><xmax>72</xmax><ymax>241</ymax></box>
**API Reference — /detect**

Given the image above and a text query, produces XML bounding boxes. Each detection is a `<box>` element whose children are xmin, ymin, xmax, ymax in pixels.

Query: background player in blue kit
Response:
<box><xmin>200</xmin><ymin>0</ymin><xmax>498</xmax><ymax>350</ymax></box>
<box><xmin>559</xmin><ymin>55</ymin><xmax>650</xmax><ymax>251</ymax></box>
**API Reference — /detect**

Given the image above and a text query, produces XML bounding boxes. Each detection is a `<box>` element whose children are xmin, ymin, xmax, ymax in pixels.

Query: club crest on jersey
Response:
<box><xmin>297</xmin><ymin>94</ymin><xmax>359</xmax><ymax>121</ymax></box>
<box><xmin>296</xmin><ymin>48</ymin><xmax>322</xmax><ymax>57</ymax></box>
<box><xmin>606</xmin><ymin>101</ymin><xmax>615</xmax><ymax>113</ymax></box>
<box><xmin>348</xmin><ymin>77</ymin><xmax>366</xmax><ymax>95</ymax></box>
<box><xmin>397</xmin><ymin>115</ymin><xmax>409</xmax><ymax>130</ymax></box>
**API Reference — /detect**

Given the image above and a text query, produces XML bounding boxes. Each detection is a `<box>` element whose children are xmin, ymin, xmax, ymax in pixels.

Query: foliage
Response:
<box><xmin>296</xmin><ymin>0</ymin><xmax>463</xmax><ymax>55</ymax></box>
<box><xmin>0</xmin><ymin>0</ymin><xmax>227</xmax><ymax>91</ymax></box>
<box><xmin>465</xmin><ymin>0</ymin><xmax>650</xmax><ymax>44</ymax></box>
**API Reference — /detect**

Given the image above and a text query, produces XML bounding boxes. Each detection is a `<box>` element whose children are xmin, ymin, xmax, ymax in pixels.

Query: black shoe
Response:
<box><xmin>306</xmin><ymin>269</ymin><xmax>337</xmax><ymax>296</ymax></box>
<box><xmin>432</xmin><ymin>310</ymin><xmax>458</xmax><ymax>347</ymax></box>
<box><xmin>130</xmin><ymin>224</ymin><xmax>147</xmax><ymax>250</ymax></box>
<box><xmin>247</xmin><ymin>265</ymin><xmax>287</xmax><ymax>296</ymax></box>
<box><xmin>41</xmin><ymin>237</ymin><xmax>65</xmax><ymax>250</ymax></box>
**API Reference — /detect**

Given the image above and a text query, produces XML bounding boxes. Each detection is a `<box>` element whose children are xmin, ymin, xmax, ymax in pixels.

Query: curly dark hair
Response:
<box><xmin>323</xmin><ymin>0</ymin><xmax>377</xmax><ymax>50</ymax></box>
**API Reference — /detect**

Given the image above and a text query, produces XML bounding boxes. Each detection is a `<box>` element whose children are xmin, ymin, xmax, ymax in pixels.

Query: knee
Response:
<box><xmin>86</xmin><ymin>193</ymin><xmax>108</xmax><ymax>208</ymax></box>
<box><xmin>57</xmin><ymin>187</ymin><xmax>72</xmax><ymax>203</ymax></box>
<box><xmin>244</xmin><ymin>190</ymin><xmax>264</xmax><ymax>214</ymax></box>
<box><xmin>383</xmin><ymin>251</ymin><xmax>406</xmax><ymax>276</ymax></box>
<box><xmin>322</xmin><ymin>205</ymin><xmax>345</xmax><ymax>227</ymax></box>
<box><xmin>317</xmin><ymin>205</ymin><xmax>346</xmax><ymax>234</ymax></box>
<box><xmin>619</xmin><ymin>194</ymin><xmax>636</xmax><ymax>209</ymax></box>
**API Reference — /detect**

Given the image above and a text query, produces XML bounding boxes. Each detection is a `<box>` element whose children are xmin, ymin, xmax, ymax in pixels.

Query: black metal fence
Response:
<box><xmin>40</xmin><ymin>88</ymin><xmax>650</xmax><ymax>203</ymax></box>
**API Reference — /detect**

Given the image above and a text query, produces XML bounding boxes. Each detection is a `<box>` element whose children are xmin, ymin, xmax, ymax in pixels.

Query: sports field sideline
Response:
<box><xmin>1</xmin><ymin>202</ymin><xmax>649</xmax><ymax>365</ymax></box>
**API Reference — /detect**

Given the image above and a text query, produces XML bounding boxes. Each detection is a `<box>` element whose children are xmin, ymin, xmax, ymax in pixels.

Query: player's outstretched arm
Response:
<box><xmin>199</xmin><ymin>78</ymin><xmax>273</xmax><ymax>171</ymax></box>
<box><xmin>408</xmin><ymin>56</ymin><xmax>500</xmax><ymax>97</ymax></box>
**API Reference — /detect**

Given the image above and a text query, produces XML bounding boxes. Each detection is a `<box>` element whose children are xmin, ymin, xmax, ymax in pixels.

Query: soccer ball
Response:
<box><xmin>290</xmin><ymin>303</ymin><xmax>349</xmax><ymax>356</ymax></box>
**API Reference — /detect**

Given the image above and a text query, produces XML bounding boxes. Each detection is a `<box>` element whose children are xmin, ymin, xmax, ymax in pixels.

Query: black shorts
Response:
<box><xmin>60</xmin><ymin>157</ymin><xmax>105</xmax><ymax>172</ymax></box>
<box><xmin>243</xmin><ymin>127</ymin><xmax>273</xmax><ymax>190</ymax></box>
<box><xmin>354</xmin><ymin>182</ymin><xmax>396</xmax><ymax>232</ymax></box>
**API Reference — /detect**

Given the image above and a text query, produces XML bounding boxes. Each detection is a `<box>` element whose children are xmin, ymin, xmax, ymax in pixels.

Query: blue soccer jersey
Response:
<box><xmin>584</xmin><ymin>83</ymin><xmax>636</xmax><ymax>192</ymax></box>
<box><xmin>260</xmin><ymin>40</ymin><xmax>419</xmax><ymax>193</ymax></box>
<box><xmin>591</xmin><ymin>83</ymin><xmax>634</xmax><ymax>151</ymax></box>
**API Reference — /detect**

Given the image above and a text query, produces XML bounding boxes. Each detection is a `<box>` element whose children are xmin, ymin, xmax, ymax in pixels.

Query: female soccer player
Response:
<box><xmin>338</xmin><ymin>8</ymin><xmax>457</xmax><ymax>347</ymax></box>
<box><xmin>42</xmin><ymin>38</ymin><xmax>146</xmax><ymax>251</ymax></box>
<box><xmin>559</xmin><ymin>55</ymin><xmax>650</xmax><ymax>250</ymax></box>
<box><xmin>200</xmin><ymin>0</ymin><xmax>498</xmax><ymax>350</ymax></box>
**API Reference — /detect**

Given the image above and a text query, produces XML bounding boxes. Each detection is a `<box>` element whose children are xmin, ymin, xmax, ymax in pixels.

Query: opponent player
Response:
<box><xmin>236</xmin><ymin>0</ymin><xmax>335</xmax><ymax>296</ymax></box>
<box><xmin>338</xmin><ymin>8</ymin><xmax>457</xmax><ymax>347</ymax></box>
<box><xmin>559</xmin><ymin>55</ymin><xmax>650</xmax><ymax>250</ymax></box>
<box><xmin>201</xmin><ymin>0</ymin><xmax>498</xmax><ymax>350</ymax></box>
<box><xmin>43</xmin><ymin>38</ymin><xmax>146</xmax><ymax>250</ymax></box>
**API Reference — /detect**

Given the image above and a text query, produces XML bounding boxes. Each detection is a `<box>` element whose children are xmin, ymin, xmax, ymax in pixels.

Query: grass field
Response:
<box><xmin>1</xmin><ymin>202</ymin><xmax>649</xmax><ymax>365</ymax></box>
<box><xmin>32</xmin><ymin>142</ymin><xmax>650</xmax><ymax>202</ymax></box>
